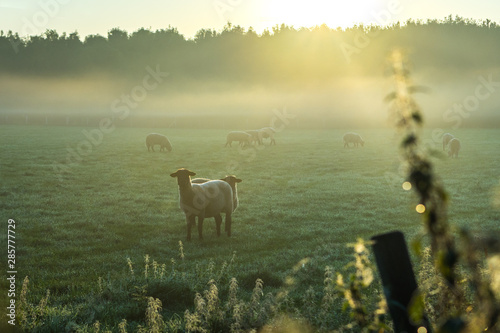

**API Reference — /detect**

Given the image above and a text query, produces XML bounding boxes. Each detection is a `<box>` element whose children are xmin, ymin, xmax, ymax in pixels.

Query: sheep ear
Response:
<box><xmin>189</xmin><ymin>171</ymin><xmax>196</xmax><ymax>176</ymax></box>
<box><xmin>235</xmin><ymin>178</ymin><xmax>242</xmax><ymax>183</ymax></box>
<box><xmin>170</xmin><ymin>172</ymin><xmax>178</xmax><ymax>178</ymax></box>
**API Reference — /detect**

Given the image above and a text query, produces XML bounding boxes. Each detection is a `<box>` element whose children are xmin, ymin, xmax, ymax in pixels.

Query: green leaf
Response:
<box><xmin>410</xmin><ymin>237</ymin><xmax>423</xmax><ymax>258</ymax></box>
<box><xmin>402</xmin><ymin>134</ymin><xmax>417</xmax><ymax>148</ymax></box>
<box><xmin>408</xmin><ymin>291</ymin><xmax>425</xmax><ymax>325</ymax></box>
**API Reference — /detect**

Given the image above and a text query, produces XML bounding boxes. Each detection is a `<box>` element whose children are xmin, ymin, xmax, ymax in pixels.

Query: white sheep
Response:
<box><xmin>146</xmin><ymin>133</ymin><xmax>172</xmax><ymax>152</ymax></box>
<box><xmin>448</xmin><ymin>138</ymin><xmax>461</xmax><ymax>158</ymax></box>
<box><xmin>171</xmin><ymin>168</ymin><xmax>233</xmax><ymax>241</ymax></box>
<box><xmin>245</xmin><ymin>130</ymin><xmax>263</xmax><ymax>145</ymax></box>
<box><xmin>225</xmin><ymin>131</ymin><xmax>252</xmax><ymax>147</ymax></box>
<box><xmin>221</xmin><ymin>175</ymin><xmax>242</xmax><ymax>211</ymax></box>
<box><xmin>343</xmin><ymin>132</ymin><xmax>365</xmax><ymax>148</ymax></box>
<box><xmin>259</xmin><ymin>127</ymin><xmax>276</xmax><ymax>145</ymax></box>
<box><xmin>442</xmin><ymin>133</ymin><xmax>454</xmax><ymax>151</ymax></box>
<box><xmin>192</xmin><ymin>175</ymin><xmax>242</xmax><ymax>212</ymax></box>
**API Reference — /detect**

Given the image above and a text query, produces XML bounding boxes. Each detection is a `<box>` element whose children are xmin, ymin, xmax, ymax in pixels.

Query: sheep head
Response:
<box><xmin>170</xmin><ymin>168</ymin><xmax>196</xmax><ymax>186</ymax></box>
<box><xmin>221</xmin><ymin>175</ymin><xmax>242</xmax><ymax>186</ymax></box>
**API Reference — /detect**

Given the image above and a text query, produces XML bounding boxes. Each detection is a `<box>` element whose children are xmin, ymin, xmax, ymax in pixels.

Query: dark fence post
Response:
<box><xmin>371</xmin><ymin>231</ymin><xmax>432</xmax><ymax>333</ymax></box>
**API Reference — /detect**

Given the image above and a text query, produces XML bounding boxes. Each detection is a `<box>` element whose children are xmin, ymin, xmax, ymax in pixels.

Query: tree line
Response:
<box><xmin>0</xmin><ymin>16</ymin><xmax>499</xmax><ymax>84</ymax></box>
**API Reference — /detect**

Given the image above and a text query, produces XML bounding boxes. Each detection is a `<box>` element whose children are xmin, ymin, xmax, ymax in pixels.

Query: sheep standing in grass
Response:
<box><xmin>221</xmin><ymin>175</ymin><xmax>242</xmax><ymax>211</ymax></box>
<box><xmin>343</xmin><ymin>132</ymin><xmax>364</xmax><ymax>148</ymax></box>
<box><xmin>448</xmin><ymin>138</ymin><xmax>461</xmax><ymax>158</ymax></box>
<box><xmin>146</xmin><ymin>133</ymin><xmax>172</xmax><ymax>152</ymax></box>
<box><xmin>260</xmin><ymin>127</ymin><xmax>276</xmax><ymax>145</ymax></box>
<box><xmin>245</xmin><ymin>130</ymin><xmax>263</xmax><ymax>145</ymax></box>
<box><xmin>192</xmin><ymin>175</ymin><xmax>242</xmax><ymax>212</ymax></box>
<box><xmin>442</xmin><ymin>133</ymin><xmax>454</xmax><ymax>151</ymax></box>
<box><xmin>171</xmin><ymin>168</ymin><xmax>233</xmax><ymax>241</ymax></box>
<box><xmin>225</xmin><ymin>131</ymin><xmax>251</xmax><ymax>147</ymax></box>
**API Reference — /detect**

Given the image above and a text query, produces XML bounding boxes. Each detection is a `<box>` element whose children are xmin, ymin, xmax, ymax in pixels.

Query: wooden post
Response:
<box><xmin>371</xmin><ymin>231</ymin><xmax>432</xmax><ymax>333</ymax></box>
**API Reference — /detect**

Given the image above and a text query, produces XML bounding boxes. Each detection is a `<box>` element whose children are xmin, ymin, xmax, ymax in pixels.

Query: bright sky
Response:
<box><xmin>0</xmin><ymin>0</ymin><xmax>499</xmax><ymax>39</ymax></box>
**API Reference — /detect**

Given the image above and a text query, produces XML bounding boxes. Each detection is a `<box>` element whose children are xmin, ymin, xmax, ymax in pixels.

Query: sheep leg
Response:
<box><xmin>197</xmin><ymin>216</ymin><xmax>204</xmax><ymax>240</ymax></box>
<box><xmin>186</xmin><ymin>215</ymin><xmax>195</xmax><ymax>241</ymax></box>
<box><xmin>214</xmin><ymin>214</ymin><xmax>222</xmax><ymax>237</ymax></box>
<box><xmin>152</xmin><ymin>145</ymin><xmax>155</xmax><ymax>152</ymax></box>
<box><xmin>225</xmin><ymin>214</ymin><xmax>232</xmax><ymax>237</ymax></box>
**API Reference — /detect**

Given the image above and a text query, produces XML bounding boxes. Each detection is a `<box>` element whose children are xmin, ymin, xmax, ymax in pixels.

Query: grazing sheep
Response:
<box><xmin>343</xmin><ymin>132</ymin><xmax>365</xmax><ymax>148</ymax></box>
<box><xmin>442</xmin><ymin>133</ymin><xmax>454</xmax><ymax>151</ymax></box>
<box><xmin>171</xmin><ymin>168</ymin><xmax>233</xmax><ymax>241</ymax></box>
<box><xmin>146</xmin><ymin>133</ymin><xmax>172</xmax><ymax>152</ymax></box>
<box><xmin>448</xmin><ymin>138</ymin><xmax>461</xmax><ymax>158</ymax></box>
<box><xmin>245</xmin><ymin>130</ymin><xmax>263</xmax><ymax>145</ymax></box>
<box><xmin>225</xmin><ymin>131</ymin><xmax>252</xmax><ymax>147</ymax></box>
<box><xmin>260</xmin><ymin>127</ymin><xmax>276</xmax><ymax>145</ymax></box>
<box><xmin>192</xmin><ymin>175</ymin><xmax>242</xmax><ymax>212</ymax></box>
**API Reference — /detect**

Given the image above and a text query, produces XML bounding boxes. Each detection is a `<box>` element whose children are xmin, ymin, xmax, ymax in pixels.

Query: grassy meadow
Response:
<box><xmin>1</xmin><ymin>125</ymin><xmax>499</xmax><ymax>331</ymax></box>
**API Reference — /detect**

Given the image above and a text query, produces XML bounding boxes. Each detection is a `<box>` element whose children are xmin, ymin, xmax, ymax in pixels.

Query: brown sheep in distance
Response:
<box><xmin>245</xmin><ymin>130</ymin><xmax>263</xmax><ymax>145</ymax></box>
<box><xmin>260</xmin><ymin>127</ymin><xmax>276</xmax><ymax>145</ymax></box>
<box><xmin>225</xmin><ymin>131</ymin><xmax>252</xmax><ymax>147</ymax></box>
<box><xmin>448</xmin><ymin>138</ymin><xmax>461</xmax><ymax>158</ymax></box>
<box><xmin>442</xmin><ymin>133</ymin><xmax>454</xmax><ymax>151</ymax></box>
<box><xmin>146</xmin><ymin>133</ymin><xmax>172</xmax><ymax>152</ymax></box>
<box><xmin>343</xmin><ymin>132</ymin><xmax>365</xmax><ymax>148</ymax></box>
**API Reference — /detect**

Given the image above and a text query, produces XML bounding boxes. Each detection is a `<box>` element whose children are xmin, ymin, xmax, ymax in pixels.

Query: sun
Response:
<box><xmin>261</xmin><ymin>0</ymin><xmax>381</xmax><ymax>29</ymax></box>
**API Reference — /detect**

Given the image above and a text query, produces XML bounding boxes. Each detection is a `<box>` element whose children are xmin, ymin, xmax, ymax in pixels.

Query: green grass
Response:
<box><xmin>1</xmin><ymin>125</ymin><xmax>499</xmax><ymax>331</ymax></box>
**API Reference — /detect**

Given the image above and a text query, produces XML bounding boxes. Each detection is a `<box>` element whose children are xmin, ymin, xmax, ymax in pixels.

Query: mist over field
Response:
<box><xmin>2</xmin><ymin>12</ymin><xmax>500</xmax><ymax>332</ymax></box>
<box><xmin>1</xmin><ymin>18</ymin><xmax>499</xmax><ymax>129</ymax></box>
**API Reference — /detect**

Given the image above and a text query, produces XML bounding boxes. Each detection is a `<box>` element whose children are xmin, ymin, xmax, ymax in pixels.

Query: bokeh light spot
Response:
<box><xmin>416</xmin><ymin>204</ymin><xmax>426</xmax><ymax>214</ymax></box>
<box><xmin>402</xmin><ymin>181</ymin><xmax>412</xmax><ymax>190</ymax></box>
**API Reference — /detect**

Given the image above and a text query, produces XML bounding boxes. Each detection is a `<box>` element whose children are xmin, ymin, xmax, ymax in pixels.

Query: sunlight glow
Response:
<box><xmin>261</xmin><ymin>0</ymin><xmax>380</xmax><ymax>29</ymax></box>
<box><xmin>416</xmin><ymin>204</ymin><xmax>426</xmax><ymax>214</ymax></box>
<box><xmin>417</xmin><ymin>327</ymin><xmax>428</xmax><ymax>333</ymax></box>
